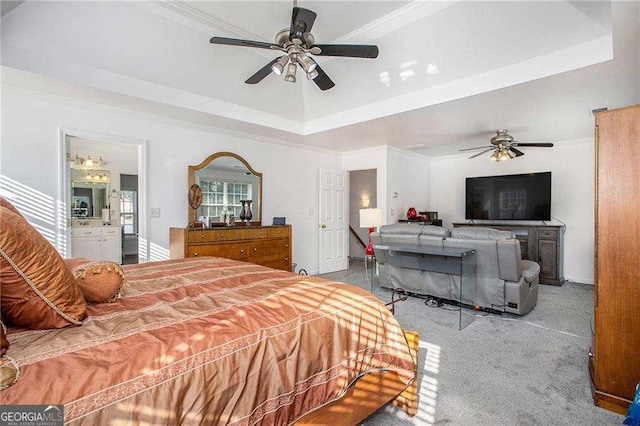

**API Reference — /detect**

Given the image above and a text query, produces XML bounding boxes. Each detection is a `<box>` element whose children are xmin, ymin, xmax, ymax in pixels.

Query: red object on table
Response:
<box><xmin>365</xmin><ymin>227</ymin><xmax>375</xmax><ymax>257</ymax></box>
<box><xmin>407</xmin><ymin>207</ymin><xmax>417</xmax><ymax>220</ymax></box>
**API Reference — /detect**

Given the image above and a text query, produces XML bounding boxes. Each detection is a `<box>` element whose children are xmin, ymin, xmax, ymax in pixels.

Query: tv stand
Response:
<box><xmin>452</xmin><ymin>222</ymin><xmax>564</xmax><ymax>286</ymax></box>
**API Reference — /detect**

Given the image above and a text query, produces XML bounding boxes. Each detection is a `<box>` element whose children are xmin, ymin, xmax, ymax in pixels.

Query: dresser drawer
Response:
<box><xmin>248</xmin><ymin>239</ymin><xmax>290</xmax><ymax>257</ymax></box>
<box><xmin>188</xmin><ymin>242</ymin><xmax>248</xmax><ymax>260</ymax></box>
<box><xmin>538</xmin><ymin>229</ymin><xmax>558</xmax><ymax>239</ymax></box>
<box><xmin>251</xmin><ymin>253</ymin><xmax>290</xmax><ymax>270</ymax></box>
<box><xmin>188</xmin><ymin>228</ymin><xmax>248</xmax><ymax>243</ymax></box>
<box><xmin>244</xmin><ymin>228</ymin><xmax>269</xmax><ymax>240</ymax></box>
<box><xmin>266</xmin><ymin>227</ymin><xmax>290</xmax><ymax>238</ymax></box>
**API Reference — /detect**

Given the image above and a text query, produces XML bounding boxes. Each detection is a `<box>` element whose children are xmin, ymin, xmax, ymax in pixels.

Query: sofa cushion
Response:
<box><xmin>451</xmin><ymin>226</ymin><xmax>515</xmax><ymax>240</ymax></box>
<box><xmin>420</xmin><ymin>225</ymin><xmax>450</xmax><ymax>238</ymax></box>
<box><xmin>379</xmin><ymin>223</ymin><xmax>424</xmax><ymax>236</ymax></box>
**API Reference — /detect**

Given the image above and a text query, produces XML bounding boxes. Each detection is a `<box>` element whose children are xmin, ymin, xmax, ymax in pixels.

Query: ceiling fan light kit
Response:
<box><xmin>210</xmin><ymin>6</ymin><xmax>379</xmax><ymax>90</ymax></box>
<box><xmin>462</xmin><ymin>129</ymin><xmax>554</xmax><ymax>161</ymax></box>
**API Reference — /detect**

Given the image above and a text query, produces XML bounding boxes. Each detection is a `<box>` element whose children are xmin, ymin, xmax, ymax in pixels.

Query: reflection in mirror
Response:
<box><xmin>70</xmin><ymin>169</ymin><xmax>109</xmax><ymax>218</ymax></box>
<box><xmin>188</xmin><ymin>152</ymin><xmax>262</xmax><ymax>226</ymax></box>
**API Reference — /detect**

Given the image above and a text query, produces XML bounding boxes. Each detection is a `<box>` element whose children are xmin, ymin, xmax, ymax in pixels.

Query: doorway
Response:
<box><xmin>120</xmin><ymin>174</ymin><xmax>139</xmax><ymax>264</ymax></box>
<box><xmin>349</xmin><ymin>169</ymin><xmax>377</xmax><ymax>260</ymax></box>
<box><xmin>62</xmin><ymin>129</ymin><xmax>146</xmax><ymax>263</ymax></box>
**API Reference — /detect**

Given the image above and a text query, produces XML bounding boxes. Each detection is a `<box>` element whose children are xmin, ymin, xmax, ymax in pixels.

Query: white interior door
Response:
<box><xmin>319</xmin><ymin>168</ymin><xmax>348</xmax><ymax>274</ymax></box>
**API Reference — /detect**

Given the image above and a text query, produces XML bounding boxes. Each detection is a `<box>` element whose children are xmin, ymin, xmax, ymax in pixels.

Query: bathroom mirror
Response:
<box><xmin>70</xmin><ymin>169</ymin><xmax>110</xmax><ymax>218</ymax></box>
<box><xmin>188</xmin><ymin>152</ymin><xmax>262</xmax><ymax>226</ymax></box>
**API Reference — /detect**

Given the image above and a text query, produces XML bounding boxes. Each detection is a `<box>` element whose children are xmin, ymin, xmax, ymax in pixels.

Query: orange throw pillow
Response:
<box><xmin>0</xmin><ymin>207</ymin><xmax>86</xmax><ymax>329</ymax></box>
<box><xmin>0</xmin><ymin>196</ymin><xmax>24</xmax><ymax>219</ymax></box>
<box><xmin>1</xmin><ymin>320</ymin><xmax>8</xmax><ymax>357</ymax></box>
<box><xmin>64</xmin><ymin>259</ymin><xmax>126</xmax><ymax>303</ymax></box>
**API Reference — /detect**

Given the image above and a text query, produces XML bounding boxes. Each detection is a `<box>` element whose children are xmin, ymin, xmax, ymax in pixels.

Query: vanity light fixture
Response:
<box><xmin>85</xmin><ymin>156</ymin><xmax>94</xmax><ymax>167</ymax></box>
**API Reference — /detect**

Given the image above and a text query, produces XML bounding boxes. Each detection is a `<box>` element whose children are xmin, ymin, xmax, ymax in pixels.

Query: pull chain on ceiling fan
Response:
<box><xmin>209</xmin><ymin>4</ymin><xmax>379</xmax><ymax>90</ymax></box>
<box><xmin>460</xmin><ymin>129</ymin><xmax>554</xmax><ymax>161</ymax></box>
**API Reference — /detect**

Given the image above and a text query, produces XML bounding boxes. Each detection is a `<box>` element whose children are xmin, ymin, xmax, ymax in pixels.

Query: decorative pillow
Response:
<box><xmin>64</xmin><ymin>258</ymin><xmax>126</xmax><ymax>303</ymax></box>
<box><xmin>0</xmin><ymin>207</ymin><xmax>86</xmax><ymax>329</ymax></box>
<box><xmin>1</xmin><ymin>320</ymin><xmax>8</xmax><ymax>357</ymax></box>
<box><xmin>0</xmin><ymin>355</ymin><xmax>20</xmax><ymax>390</ymax></box>
<box><xmin>0</xmin><ymin>196</ymin><xmax>24</xmax><ymax>219</ymax></box>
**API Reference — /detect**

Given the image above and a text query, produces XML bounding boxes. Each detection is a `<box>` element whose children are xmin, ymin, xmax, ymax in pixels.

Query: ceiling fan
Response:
<box><xmin>209</xmin><ymin>5</ymin><xmax>379</xmax><ymax>90</ymax></box>
<box><xmin>460</xmin><ymin>129</ymin><xmax>554</xmax><ymax>161</ymax></box>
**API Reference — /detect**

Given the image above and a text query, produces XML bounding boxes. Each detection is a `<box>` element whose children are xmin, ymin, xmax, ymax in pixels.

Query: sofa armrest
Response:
<box><xmin>496</xmin><ymin>239</ymin><xmax>523</xmax><ymax>281</ymax></box>
<box><xmin>521</xmin><ymin>260</ymin><xmax>540</xmax><ymax>283</ymax></box>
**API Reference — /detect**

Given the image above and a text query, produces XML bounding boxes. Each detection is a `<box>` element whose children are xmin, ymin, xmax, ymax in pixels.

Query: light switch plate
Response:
<box><xmin>150</xmin><ymin>208</ymin><xmax>161</xmax><ymax>218</ymax></box>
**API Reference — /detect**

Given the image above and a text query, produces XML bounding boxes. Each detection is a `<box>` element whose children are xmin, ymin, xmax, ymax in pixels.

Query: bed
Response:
<box><xmin>1</xmin><ymin>252</ymin><xmax>418</xmax><ymax>424</ymax></box>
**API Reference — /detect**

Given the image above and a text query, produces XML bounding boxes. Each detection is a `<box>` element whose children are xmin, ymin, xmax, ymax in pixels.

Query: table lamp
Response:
<box><xmin>359</xmin><ymin>208</ymin><xmax>383</xmax><ymax>257</ymax></box>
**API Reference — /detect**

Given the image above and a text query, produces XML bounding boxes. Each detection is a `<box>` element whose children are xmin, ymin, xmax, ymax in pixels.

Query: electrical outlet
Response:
<box><xmin>150</xmin><ymin>208</ymin><xmax>161</xmax><ymax>218</ymax></box>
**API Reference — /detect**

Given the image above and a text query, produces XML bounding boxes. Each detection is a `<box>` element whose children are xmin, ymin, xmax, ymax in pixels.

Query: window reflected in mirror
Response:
<box><xmin>188</xmin><ymin>152</ymin><xmax>262</xmax><ymax>226</ymax></box>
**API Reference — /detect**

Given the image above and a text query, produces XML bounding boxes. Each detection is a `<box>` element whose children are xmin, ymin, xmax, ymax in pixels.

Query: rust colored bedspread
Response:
<box><xmin>2</xmin><ymin>257</ymin><xmax>416</xmax><ymax>425</ymax></box>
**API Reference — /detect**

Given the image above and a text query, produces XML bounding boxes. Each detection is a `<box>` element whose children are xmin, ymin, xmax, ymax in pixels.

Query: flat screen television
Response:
<box><xmin>465</xmin><ymin>172</ymin><xmax>551</xmax><ymax>221</ymax></box>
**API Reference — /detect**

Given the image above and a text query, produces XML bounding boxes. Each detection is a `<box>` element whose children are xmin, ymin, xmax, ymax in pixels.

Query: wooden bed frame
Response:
<box><xmin>296</xmin><ymin>330</ymin><xmax>419</xmax><ymax>424</ymax></box>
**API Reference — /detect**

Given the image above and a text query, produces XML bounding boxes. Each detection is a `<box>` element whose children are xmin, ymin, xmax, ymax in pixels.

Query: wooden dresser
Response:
<box><xmin>590</xmin><ymin>104</ymin><xmax>640</xmax><ymax>414</ymax></box>
<box><xmin>169</xmin><ymin>225</ymin><xmax>292</xmax><ymax>271</ymax></box>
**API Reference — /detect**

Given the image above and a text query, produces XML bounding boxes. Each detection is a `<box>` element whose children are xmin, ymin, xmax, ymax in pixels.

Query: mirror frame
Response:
<box><xmin>188</xmin><ymin>152</ymin><xmax>263</xmax><ymax>226</ymax></box>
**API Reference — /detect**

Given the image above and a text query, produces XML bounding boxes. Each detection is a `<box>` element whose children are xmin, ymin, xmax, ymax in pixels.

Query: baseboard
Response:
<box><xmin>564</xmin><ymin>276</ymin><xmax>594</xmax><ymax>285</ymax></box>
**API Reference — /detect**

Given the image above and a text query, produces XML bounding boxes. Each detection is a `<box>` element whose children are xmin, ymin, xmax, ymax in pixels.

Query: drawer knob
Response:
<box><xmin>200</xmin><ymin>234</ymin><xmax>205</xmax><ymax>239</ymax></box>
<box><xmin>285</xmin><ymin>244</ymin><xmax>289</xmax><ymax>248</ymax></box>
<box><xmin>253</xmin><ymin>247</ymin><xmax>257</xmax><ymax>252</ymax></box>
<box><xmin>220</xmin><ymin>233</ymin><xmax>224</xmax><ymax>238</ymax></box>
<box><xmin>240</xmin><ymin>249</ymin><xmax>244</xmax><ymax>253</ymax></box>
<box><xmin>194</xmin><ymin>252</ymin><xmax>199</xmax><ymax>257</ymax></box>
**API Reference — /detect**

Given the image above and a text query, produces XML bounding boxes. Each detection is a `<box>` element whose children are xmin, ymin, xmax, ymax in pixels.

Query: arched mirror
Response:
<box><xmin>188</xmin><ymin>152</ymin><xmax>262</xmax><ymax>226</ymax></box>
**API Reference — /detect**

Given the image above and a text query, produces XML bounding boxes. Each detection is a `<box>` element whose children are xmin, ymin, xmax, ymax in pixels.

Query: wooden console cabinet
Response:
<box><xmin>452</xmin><ymin>223</ymin><xmax>564</xmax><ymax>285</ymax></box>
<box><xmin>590</xmin><ymin>105</ymin><xmax>640</xmax><ymax>414</ymax></box>
<box><xmin>170</xmin><ymin>225</ymin><xmax>291</xmax><ymax>272</ymax></box>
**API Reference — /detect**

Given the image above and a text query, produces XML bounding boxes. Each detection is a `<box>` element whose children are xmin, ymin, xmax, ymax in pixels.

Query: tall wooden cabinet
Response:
<box><xmin>590</xmin><ymin>104</ymin><xmax>640</xmax><ymax>414</ymax></box>
<box><xmin>169</xmin><ymin>225</ymin><xmax>292</xmax><ymax>272</ymax></box>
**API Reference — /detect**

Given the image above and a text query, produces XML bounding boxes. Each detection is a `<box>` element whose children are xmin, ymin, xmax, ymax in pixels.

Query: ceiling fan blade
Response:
<box><xmin>459</xmin><ymin>145</ymin><xmax>493</xmax><ymax>152</ymax></box>
<box><xmin>290</xmin><ymin>7</ymin><xmax>317</xmax><ymax>40</ymax></box>
<box><xmin>210</xmin><ymin>36</ymin><xmax>278</xmax><ymax>50</ymax></box>
<box><xmin>513</xmin><ymin>143</ymin><xmax>554</xmax><ymax>147</ymax></box>
<box><xmin>314</xmin><ymin>44</ymin><xmax>379</xmax><ymax>58</ymax></box>
<box><xmin>312</xmin><ymin>64</ymin><xmax>335</xmax><ymax>91</ymax></box>
<box><xmin>510</xmin><ymin>147</ymin><xmax>525</xmax><ymax>157</ymax></box>
<box><xmin>244</xmin><ymin>57</ymin><xmax>281</xmax><ymax>84</ymax></box>
<box><xmin>469</xmin><ymin>148</ymin><xmax>495</xmax><ymax>159</ymax></box>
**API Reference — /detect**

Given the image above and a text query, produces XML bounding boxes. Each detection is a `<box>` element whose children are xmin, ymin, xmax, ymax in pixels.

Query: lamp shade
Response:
<box><xmin>359</xmin><ymin>208</ymin><xmax>383</xmax><ymax>228</ymax></box>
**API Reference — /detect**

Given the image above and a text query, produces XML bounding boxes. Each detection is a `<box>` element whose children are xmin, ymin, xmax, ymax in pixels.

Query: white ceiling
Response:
<box><xmin>1</xmin><ymin>1</ymin><xmax>638</xmax><ymax>156</ymax></box>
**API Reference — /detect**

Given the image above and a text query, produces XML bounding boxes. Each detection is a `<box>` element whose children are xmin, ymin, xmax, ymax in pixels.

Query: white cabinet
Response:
<box><xmin>71</xmin><ymin>226</ymin><xmax>121</xmax><ymax>264</ymax></box>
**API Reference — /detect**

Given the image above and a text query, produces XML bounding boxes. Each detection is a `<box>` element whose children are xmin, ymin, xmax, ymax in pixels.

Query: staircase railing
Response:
<box><xmin>349</xmin><ymin>225</ymin><xmax>367</xmax><ymax>250</ymax></box>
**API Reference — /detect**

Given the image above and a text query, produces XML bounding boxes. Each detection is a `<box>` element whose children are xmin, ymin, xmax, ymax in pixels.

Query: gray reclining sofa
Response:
<box><xmin>371</xmin><ymin>224</ymin><xmax>540</xmax><ymax>315</ymax></box>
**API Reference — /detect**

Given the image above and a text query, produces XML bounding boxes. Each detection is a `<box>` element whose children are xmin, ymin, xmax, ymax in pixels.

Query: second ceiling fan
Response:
<box><xmin>460</xmin><ymin>130</ymin><xmax>554</xmax><ymax>161</ymax></box>
<box><xmin>210</xmin><ymin>6</ymin><xmax>379</xmax><ymax>90</ymax></box>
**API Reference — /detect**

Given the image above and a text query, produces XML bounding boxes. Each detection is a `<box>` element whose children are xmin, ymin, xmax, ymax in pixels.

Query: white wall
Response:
<box><xmin>1</xmin><ymin>85</ymin><xmax>341</xmax><ymax>271</ymax></box>
<box><xmin>431</xmin><ymin>137</ymin><xmax>594</xmax><ymax>283</ymax></box>
<box><xmin>386</xmin><ymin>147</ymin><xmax>431</xmax><ymax>223</ymax></box>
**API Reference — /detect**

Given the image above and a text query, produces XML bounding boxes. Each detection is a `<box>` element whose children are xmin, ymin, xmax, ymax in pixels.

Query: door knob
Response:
<box><xmin>321</xmin><ymin>224</ymin><xmax>327</xmax><ymax>229</ymax></box>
